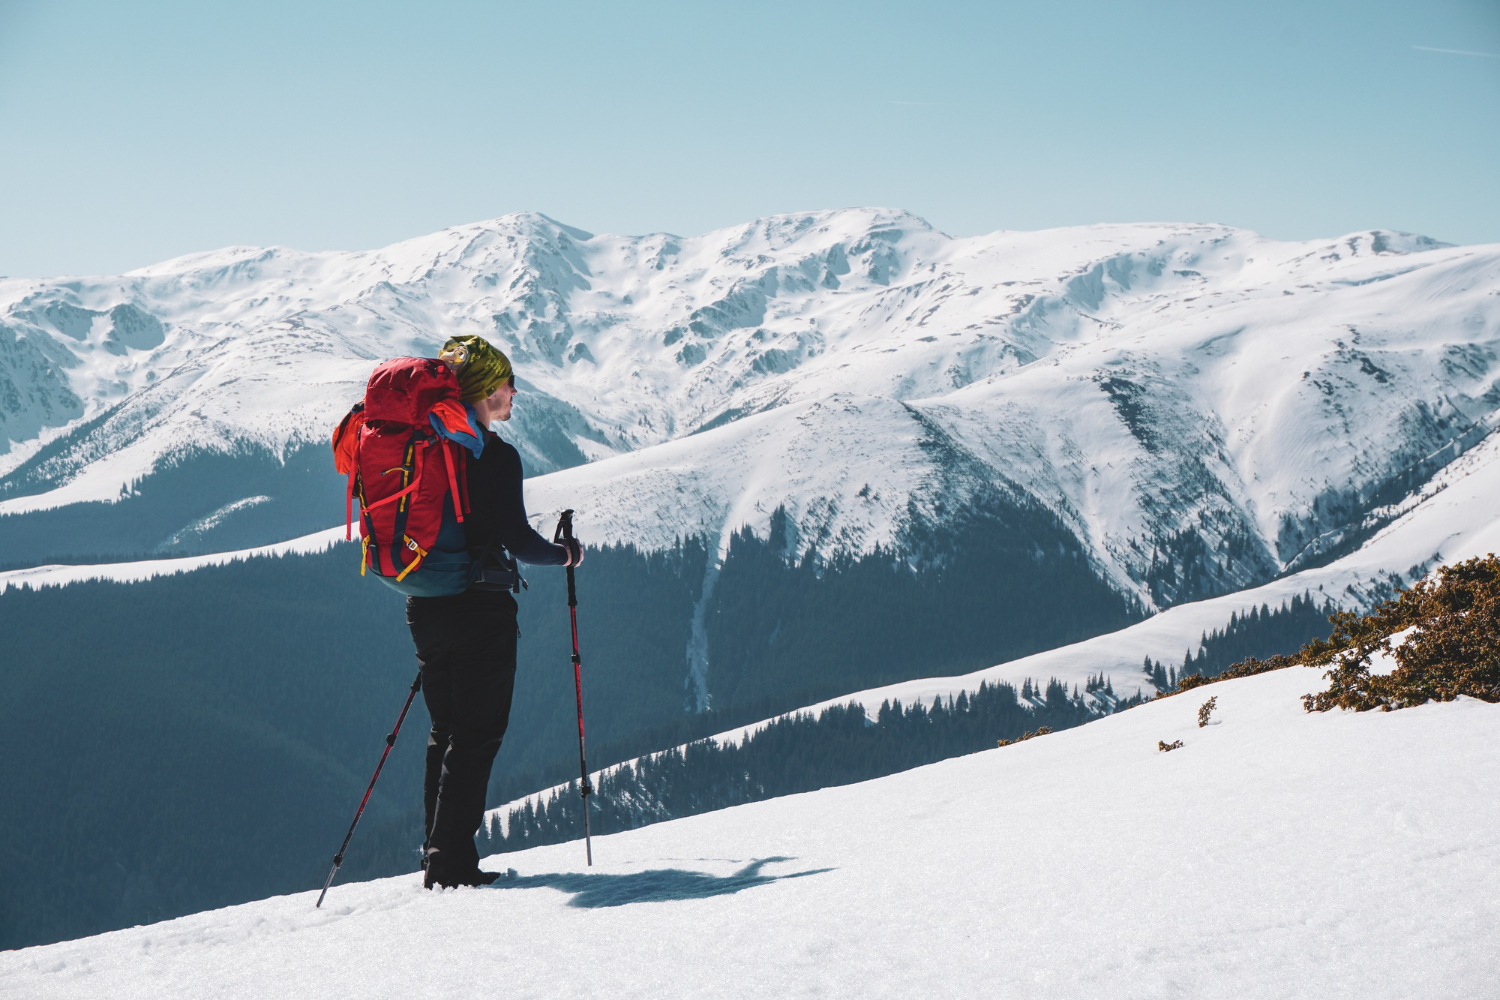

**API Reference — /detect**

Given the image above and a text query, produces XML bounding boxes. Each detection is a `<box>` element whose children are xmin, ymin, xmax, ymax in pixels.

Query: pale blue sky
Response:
<box><xmin>1</xmin><ymin>0</ymin><xmax>1496</xmax><ymax>277</ymax></box>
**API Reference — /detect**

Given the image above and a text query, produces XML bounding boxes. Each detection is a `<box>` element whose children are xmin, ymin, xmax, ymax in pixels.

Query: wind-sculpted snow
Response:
<box><xmin>1</xmin><ymin>210</ymin><xmax>1496</xmax><ymax>604</ymax></box>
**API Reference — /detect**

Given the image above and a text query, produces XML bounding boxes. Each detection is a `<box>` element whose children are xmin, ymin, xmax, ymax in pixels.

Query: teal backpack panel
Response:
<box><xmin>371</xmin><ymin>496</ymin><xmax>471</xmax><ymax>598</ymax></box>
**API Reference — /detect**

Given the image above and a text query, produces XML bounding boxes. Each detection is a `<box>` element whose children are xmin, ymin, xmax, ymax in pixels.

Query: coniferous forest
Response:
<box><xmin>0</xmin><ymin>501</ymin><xmax>1141</xmax><ymax>950</ymax></box>
<box><xmin>0</xmin><ymin>525</ymin><xmax>1337</xmax><ymax>950</ymax></box>
<box><xmin>1142</xmin><ymin>592</ymin><xmax>1336</xmax><ymax>691</ymax></box>
<box><xmin>489</xmin><ymin>678</ymin><xmax>1116</xmax><ymax>855</ymax></box>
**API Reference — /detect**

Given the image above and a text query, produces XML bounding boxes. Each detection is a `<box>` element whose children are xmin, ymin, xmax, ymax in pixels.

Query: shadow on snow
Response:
<box><xmin>489</xmin><ymin>857</ymin><xmax>833</xmax><ymax>908</ymax></box>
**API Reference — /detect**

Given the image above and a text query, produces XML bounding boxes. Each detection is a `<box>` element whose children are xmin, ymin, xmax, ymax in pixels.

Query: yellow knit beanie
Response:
<box><xmin>438</xmin><ymin>335</ymin><xmax>513</xmax><ymax>402</ymax></box>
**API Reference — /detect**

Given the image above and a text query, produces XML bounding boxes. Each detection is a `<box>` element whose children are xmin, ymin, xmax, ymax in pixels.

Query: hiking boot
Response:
<box><xmin>423</xmin><ymin>866</ymin><xmax>502</xmax><ymax>889</ymax></box>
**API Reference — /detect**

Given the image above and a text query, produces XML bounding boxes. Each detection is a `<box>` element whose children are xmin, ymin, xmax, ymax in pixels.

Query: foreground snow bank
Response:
<box><xmin>4</xmin><ymin>667</ymin><xmax>1496</xmax><ymax>999</ymax></box>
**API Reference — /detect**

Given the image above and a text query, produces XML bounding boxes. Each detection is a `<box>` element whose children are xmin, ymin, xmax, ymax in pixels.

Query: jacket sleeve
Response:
<box><xmin>495</xmin><ymin>444</ymin><xmax>569</xmax><ymax>566</ymax></box>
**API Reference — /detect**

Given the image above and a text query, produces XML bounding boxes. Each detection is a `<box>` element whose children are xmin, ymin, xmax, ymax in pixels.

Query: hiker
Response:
<box><xmin>410</xmin><ymin>334</ymin><xmax>583</xmax><ymax>888</ymax></box>
<box><xmin>333</xmin><ymin>334</ymin><xmax>583</xmax><ymax>889</ymax></box>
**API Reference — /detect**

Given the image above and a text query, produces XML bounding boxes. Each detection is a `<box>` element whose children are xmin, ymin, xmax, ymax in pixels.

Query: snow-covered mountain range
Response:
<box><xmin>3</xmin><ymin>210</ymin><xmax>1498</xmax><ymax>606</ymax></box>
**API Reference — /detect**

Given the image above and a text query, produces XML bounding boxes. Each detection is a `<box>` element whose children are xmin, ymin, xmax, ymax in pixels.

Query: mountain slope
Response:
<box><xmin>5</xmin><ymin>362</ymin><xmax>1497</xmax><ymax>951</ymax></box>
<box><xmin>491</xmin><ymin>413</ymin><xmax>1500</xmax><ymax>829</ymax></box>
<box><xmin>4</xmin><ymin>665</ymin><xmax>1495</xmax><ymax>999</ymax></box>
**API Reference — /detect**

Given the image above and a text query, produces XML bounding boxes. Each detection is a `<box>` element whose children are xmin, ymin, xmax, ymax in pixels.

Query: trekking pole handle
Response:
<box><xmin>553</xmin><ymin>509</ymin><xmax>578</xmax><ymax>608</ymax></box>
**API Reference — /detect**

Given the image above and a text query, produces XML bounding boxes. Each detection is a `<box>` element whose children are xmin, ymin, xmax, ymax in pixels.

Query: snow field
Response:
<box><xmin>5</xmin><ymin>666</ymin><xmax>1496</xmax><ymax>999</ymax></box>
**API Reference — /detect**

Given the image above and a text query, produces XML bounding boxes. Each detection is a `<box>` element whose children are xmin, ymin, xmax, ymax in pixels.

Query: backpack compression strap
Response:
<box><xmin>367</xmin><ymin>440</ymin><xmax>427</xmax><ymax>510</ymax></box>
<box><xmin>332</xmin><ymin>404</ymin><xmax>367</xmax><ymax>541</ymax></box>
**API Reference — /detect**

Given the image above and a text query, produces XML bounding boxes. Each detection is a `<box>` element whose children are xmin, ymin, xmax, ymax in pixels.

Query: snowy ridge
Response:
<box><xmin>2</xmin><ymin>211</ymin><xmax>1497</xmax><ymax>604</ymax></box>
<box><xmin>6</xmin><ymin>665</ymin><xmax>1496</xmax><ymax>999</ymax></box>
<box><xmin>520</xmin><ymin>393</ymin><xmax>948</xmax><ymax>559</ymax></box>
<box><xmin>0</xmin><ymin>525</ymin><xmax>351</xmax><ymax>594</ymax></box>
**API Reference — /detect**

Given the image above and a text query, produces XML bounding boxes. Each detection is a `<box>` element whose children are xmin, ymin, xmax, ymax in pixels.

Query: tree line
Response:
<box><xmin>1144</xmin><ymin>591</ymin><xmax>1336</xmax><ymax>690</ymax></box>
<box><xmin>487</xmin><ymin>676</ymin><xmax>1132</xmax><ymax>854</ymax></box>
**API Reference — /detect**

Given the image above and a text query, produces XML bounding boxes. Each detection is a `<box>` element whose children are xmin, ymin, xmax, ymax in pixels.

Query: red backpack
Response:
<box><xmin>331</xmin><ymin>358</ymin><xmax>479</xmax><ymax>592</ymax></box>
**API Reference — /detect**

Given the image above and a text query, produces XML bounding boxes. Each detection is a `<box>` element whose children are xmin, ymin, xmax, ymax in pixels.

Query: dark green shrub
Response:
<box><xmin>996</xmin><ymin>726</ymin><xmax>1052</xmax><ymax>748</ymax></box>
<box><xmin>1302</xmin><ymin>555</ymin><xmax>1500</xmax><ymax>712</ymax></box>
<box><xmin>1165</xmin><ymin>653</ymin><xmax>1298</xmax><ymax>696</ymax></box>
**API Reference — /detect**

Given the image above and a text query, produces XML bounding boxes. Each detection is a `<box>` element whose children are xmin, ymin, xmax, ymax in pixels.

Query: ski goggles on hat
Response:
<box><xmin>439</xmin><ymin>335</ymin><xmax>514</xmax><ymax>402</ymax></box>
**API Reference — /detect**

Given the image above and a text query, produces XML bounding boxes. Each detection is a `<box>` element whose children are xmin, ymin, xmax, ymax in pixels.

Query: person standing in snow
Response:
<box><xmin>412</xmin><ymin>334</ymin><xmax>583</xmax><ymax>888</ymax></box>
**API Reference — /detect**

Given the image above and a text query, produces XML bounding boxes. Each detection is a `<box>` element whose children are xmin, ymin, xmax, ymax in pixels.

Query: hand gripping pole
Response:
<box><xmin>553</xmin><ymin>509</ymin><xmax>594</xmax><ymax>866</ymax></box>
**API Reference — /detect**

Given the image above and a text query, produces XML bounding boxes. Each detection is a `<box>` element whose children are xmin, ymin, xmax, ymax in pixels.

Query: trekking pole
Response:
<box><xmin>316</xmin><ymin>670</ymin><xmax>423</xmax><ymax>908</ymax></box>
<box><xmin>553</xmin><ymin>509</ymin><xmax>594</xmax><ymax>866</ymax></box>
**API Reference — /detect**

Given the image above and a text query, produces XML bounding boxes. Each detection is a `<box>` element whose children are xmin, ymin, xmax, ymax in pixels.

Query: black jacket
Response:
<box><xmin>463</xmin><ymin>430</ymin><xmax>568</xmax><ymax>569</ymax></box>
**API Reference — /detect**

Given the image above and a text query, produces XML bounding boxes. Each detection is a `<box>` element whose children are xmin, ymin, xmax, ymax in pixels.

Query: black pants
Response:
<box><xmin>406</xmin><ymin>588</ymin><xmax>518</xmax><ymax>878</ymax></box>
